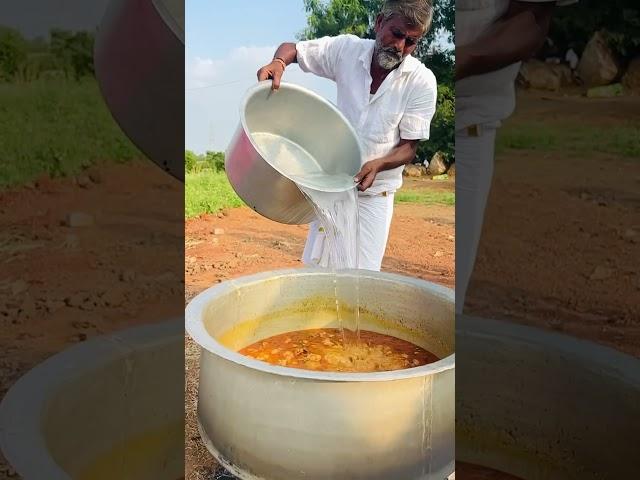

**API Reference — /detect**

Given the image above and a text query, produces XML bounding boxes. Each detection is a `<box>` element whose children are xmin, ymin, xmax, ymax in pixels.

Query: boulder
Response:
<box><xmin>426</xmin><ymin>152</ymin><xmax>447</xmax><ymax>176</ymax></box>
<box><xmin>403</xmin><ymin>164</ymin><xmax>423</xmax><ymax>177</ymax></box>
<box><xmin>577</xmin><ymin>31</ymin><xmax>619</xmax><ymax>86</ymax></box>
<box><xmin>622</xmin><ymin>57</ymin><xmax>640</xmax><ymax>94</ymax></box>
<box><xmin>447</xmin><ymin>163</ymin><xmax>456</xmax><ymax>178</ymax></box>
<box><xmin>519</xmin><ymin>59</ymin><xmax>573</xmax><ymax>91</ymax></box>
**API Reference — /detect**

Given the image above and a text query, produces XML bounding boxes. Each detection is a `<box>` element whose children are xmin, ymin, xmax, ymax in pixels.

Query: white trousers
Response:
<box><xmin>302</xmin><ymin>192</ymin><xmax>395</xmax><ymax>271</ymax></box>
<box><xmin>455</xmin><ymin>124</ymin><xmax>498</xmax><ymax>314</ymax></box>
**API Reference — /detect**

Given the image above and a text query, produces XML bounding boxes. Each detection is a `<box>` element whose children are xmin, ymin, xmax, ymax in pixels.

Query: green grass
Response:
<box><xmin>185</xmin><ymin>170</ymin><xmax>245</xmax><ymax>218</ymax></box>
<box><xmin>395</xmin><ymin>190</ymin><xmax>455</xmax><ymax>206</ymax></box>
<box><xmin>496</xmin><ymin>121</ymin><xmax>640</xmax><ymax>158</ymax></box>
<box><xmin>0</xmin><ymin>79</ymin><xmax>142</xmax><ymax>188</ymax></box>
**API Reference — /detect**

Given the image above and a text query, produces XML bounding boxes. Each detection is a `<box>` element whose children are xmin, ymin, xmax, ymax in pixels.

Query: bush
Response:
<box><xmin>417</xmin><ymin>83</ymin><xmax>455</xmax><ymax>164</ymax></box>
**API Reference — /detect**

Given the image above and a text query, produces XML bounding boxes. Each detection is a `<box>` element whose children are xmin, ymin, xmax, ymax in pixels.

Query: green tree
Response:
<box><xmin>551</xmin><ymin>0</ymin><xmax>640</xmax><ymax>60</ymax></box>
<box><xmin>300</xmin><ymin>0</ymin><xmax>455</xmax><ymax>163</ymax></box>
<box><xmin>205</xmin><ymin>151</ymin><xmax>225</xmax><ymax>172</ymax></box>
<box><xmin>0</xmin><ymin>27</ymin><xmax>27</xmax><ymax>81</ymax></box>
<box><xmin>50</xmin><ymin>29</ymin><xmax>95</xmax><ymax>80</ymax></box>
<box><xmin>185</xmin><ymin>150</ymin><xmax>199</xmax><ymax>172</ymax></box>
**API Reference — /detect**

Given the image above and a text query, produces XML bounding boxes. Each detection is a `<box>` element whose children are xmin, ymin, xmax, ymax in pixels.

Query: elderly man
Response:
<box><xmin>257</xmin><ymin>0</ymin><xmax>436</xmax><ymax>271</ymax></box>
<box><xmin>455</xmin><ymin>0</ymin><xmax>577</xmax><ymax>313</ymax></box>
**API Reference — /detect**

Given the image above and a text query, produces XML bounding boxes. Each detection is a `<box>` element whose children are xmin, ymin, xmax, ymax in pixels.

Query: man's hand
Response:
<box><xmin>257</xmin><ymin>60</ymin><xmax>286</xmax><ymax>90</ymax></box>
<box><xmin>354</xmin><ymin>159</ymin><xmax>383</xmax><ymax>192</ymax></box>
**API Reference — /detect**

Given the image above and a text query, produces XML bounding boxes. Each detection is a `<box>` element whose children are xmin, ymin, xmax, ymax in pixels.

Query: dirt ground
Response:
<box><xmin>466</xmin><ymin>91</ymin><xmax>640</xmax><ymax>358</ymax></box>
<box><xmin>0</xmin><ymin>161</ymin><xmax>184</xmax><ymax>478</ymax></box>
<box><xmin>184</xmin><ymin>176</ymin><xmax>455</xmax><ymax>478</ymax></box>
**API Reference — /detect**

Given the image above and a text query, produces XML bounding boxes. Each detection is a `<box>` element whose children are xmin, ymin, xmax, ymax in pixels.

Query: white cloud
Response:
<box><xmin>185</xmin><ymin>46</ymin><xmax>337</xmax><ymax>153</ymax></box>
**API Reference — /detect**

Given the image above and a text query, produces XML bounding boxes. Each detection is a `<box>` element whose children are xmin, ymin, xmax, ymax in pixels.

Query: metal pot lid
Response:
<box><xmin>152</xmin><ymin>0</ymin><xmax>184</xmax><ymax>44</ymax></box>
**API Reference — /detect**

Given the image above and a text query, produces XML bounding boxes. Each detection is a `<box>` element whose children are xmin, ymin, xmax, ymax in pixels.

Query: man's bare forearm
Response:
<box><xmin>376</xmin><ymin>139</ymin><xmax>420</xmax><ymax>171</ymax></box>
<box><xmin>273</xmin><ymin>43</ymin><xmax>298</xmax><ymax>65</ymax></box>
<box><xmin>456</xmin><ymin>2</ymin><xmax>555</xmax><ymax>80</ymax></box>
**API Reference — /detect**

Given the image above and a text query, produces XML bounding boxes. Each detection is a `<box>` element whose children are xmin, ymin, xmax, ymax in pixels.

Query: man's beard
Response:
<box><xmin>374</xmin><ymin>37</ymin><xmax>403</xmax><ymax>70</ymax></box>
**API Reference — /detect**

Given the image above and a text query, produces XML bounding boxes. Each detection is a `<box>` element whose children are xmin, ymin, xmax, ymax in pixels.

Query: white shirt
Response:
<box><xmin>456</xmin><ymin>0</ymin><xmax>578</xmax><ymax>130</ymax></box>
<box><xmin>296</xmin><ymin>34</ymin><xmax>437</xmax><ymax>195</ymax></box>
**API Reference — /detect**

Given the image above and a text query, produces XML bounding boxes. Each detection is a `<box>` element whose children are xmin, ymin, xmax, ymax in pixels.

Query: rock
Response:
<box><xmin>11</xmin><ymin>279</ymin><xmax>28</xmax><ymax>296</ymax></box>
<box><xmin>64</xmin><ymin>293</ymin><xmax>86</xmax><ymax>308</ymax></box>
<box><xmin>403</xmin><ymin>164</ymin><xmax>422</xmax><ymax>177</ymax></box>
<box><xmin>75</xmin><ymin>173</ymin><xmax>92</xmax><ymax>189</ymax></box>
<box><xmin>63</xmin><ymin>233</ymin><xmax>79</xmax><ymax>249</ymax></box>
<box><xmin>88</xmin><ymin>169</ymin><xmax>103</xmax><ymax>184</ymax></box>
<box><xmin>64</xmin><ymin>212</ymin><xmax>94</xmax><ymax>228</ymax></box>
<box><xmin>447</xmin><ymin>163</ymin><xmax>455</xmax><ymax>178</ymax></box>
<box><xmin>72</xmin><ymin>333</ymin><xmax>88</xmax><ymax>342</ymax></box>
<box><xmin>418</xmin><ymin>165</ymin><xmax>428</xmax><ymax>176</ymax></box>
<box><xmin>213</xmin><ymin>228</ymin><xmax>225</xmax><ymax>235</ymax></box>
<box><xmin>119</xmin><ymin>269</ymin><xmax>136</xmax><ymax>283</ymax></box>
<box><xmin>217</xmin><ymin>212</ymin><xmax>224</xmax><ymax>218</ymax></box>
<box><xmin>586</xmin><ymin>83</ymin><xmax>624</xmax><ymax>98</ymax></box>
<box><xmin>102</xmin><ymin>288</ymin><xmax>126</xmax><ymax>307</ymax></box>
<box><xmin>427</xmin><ymin>152</ymin><xmax>447</xmax><ymax>176</ymax></box>
<box><xmin>519</xmin><ymin>59</ymin><xmax>564</xmax><ymax>91</ymax></box>
<box><xmin>577</xmin><ymin>31</ymin><xmax>620</xmax><ymax>86</ymax></box>
<box><xmin>433</xmin><ymin>251</ymin><xmax>444</xmax><ymax>258</ymax></box>
<box><xmin>590</xmin><ymin>266</ymin><xmax>613</xmax><ymax>281</ymax></box>
<box><xmin>20</xmin><ymin>295</ymin><xmax>36</xmax><ymax>318</ymax></box>
<box><xmin>45</xmin><ymin>299</ymin><xmax>65</xmax><ymax>313</ymax></box>
<box><xmin>622</xmin><ymin>57</ymin><xmax>640</xmax><ymax>94</ymax></box>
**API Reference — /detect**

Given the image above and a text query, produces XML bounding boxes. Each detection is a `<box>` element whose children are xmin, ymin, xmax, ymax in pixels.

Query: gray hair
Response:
<box><xmin>380</xmin><ymin>0</ymin><xmax>433</xmax><ymax>35</ymax></box>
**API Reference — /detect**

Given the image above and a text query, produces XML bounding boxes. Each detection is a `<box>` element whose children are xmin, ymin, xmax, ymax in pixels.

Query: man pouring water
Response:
<box><xmin>257</xmin><ymin>0</ymin><xmax>436</xmax><ymax>271</ymax></box>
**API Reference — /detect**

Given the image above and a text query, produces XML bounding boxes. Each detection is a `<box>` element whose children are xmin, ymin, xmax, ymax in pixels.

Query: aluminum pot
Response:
<box><xmin>225</xmin><ymin>82</ymin><xmax>363</xmax><ymax>225</ymax></box>
<box><xmin>185</xmin><ymin>268</ymin><xmax>455</xmax><ymax>480</ymax></box>
<box><xmin>456</xmin><ymin>315</ymin><xmax>640</xmax><ymax>479</ymax></box>
<box><xmin>94</xmin><ymin>0</ymin><xmax>185</xmax><ymax>182</ymax></box>
<box><xmin>0</xmin><ymin>321</ymin><xmax>183</xmax><ymax>480</ymax></box>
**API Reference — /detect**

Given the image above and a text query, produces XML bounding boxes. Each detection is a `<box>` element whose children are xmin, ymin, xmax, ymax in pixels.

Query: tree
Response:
<box><xmin>50</xmin><ymin>29</ymin><xmax>95</xmax><ymax>80</ymax></box>
<box><xmin>300</xmin><ymin>0</ymin><xmax>455</xmax><ymax>162</ymax></box>
<box><xmin>550</xmin><ymin>0</ymin><xmax>640</xmax><ymax>61</ymax></box>
<box><xmin>0</xmin><ymin>27</ymin><xmax>27</xmax><ymax>81</ymax></box>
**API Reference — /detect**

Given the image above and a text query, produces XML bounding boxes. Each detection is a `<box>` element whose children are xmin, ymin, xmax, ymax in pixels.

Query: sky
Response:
<box><xmin>185</xmin><ymin>0</ymin><xmax>338</xmax><ymax>154</ymax></box>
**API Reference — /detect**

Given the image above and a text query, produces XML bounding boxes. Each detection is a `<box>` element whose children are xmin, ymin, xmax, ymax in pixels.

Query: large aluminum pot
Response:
<box><xmin>456</xmin><ymin>315</ymin><xmax>640</xmax><ymax>479</ymax></box>
<box><xmin>186</xmin><ymin>268</ymin><xmax>455</xmax><ymax>480</ymax></box>
<box><xmin>94</xmin><ymin>0</ymin><xmax>185</xmax><ymax>182</ymax></box>
<box><xmin>0</xmin><ymin>321</ymin><xmax>183</xmax><ymax>480</ymax></box>
<box><xmin>225</xmin><ymin>82</ymin><xmax>363</xmax><ymax>224</ymax></box>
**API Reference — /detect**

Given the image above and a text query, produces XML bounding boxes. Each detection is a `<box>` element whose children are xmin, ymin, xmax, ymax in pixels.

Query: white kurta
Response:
<box><xmin>295</xmin><ymin>34</ymin><xmax>437</xmax><ymax>270</ymax></box>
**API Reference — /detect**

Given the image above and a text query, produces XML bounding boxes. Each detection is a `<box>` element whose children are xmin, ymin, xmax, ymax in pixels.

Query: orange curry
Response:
<box><xmin>239</xmin><ymin>328</ymin><xmax>438</xmax><ymax>372</ymax></box>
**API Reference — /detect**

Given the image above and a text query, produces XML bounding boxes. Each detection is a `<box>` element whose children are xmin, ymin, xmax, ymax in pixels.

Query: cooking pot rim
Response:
<box><xmin>185</xmin><ymin>268</ymin><xmax>456</xmax><ymax>382</ymax></box>
<box><xmin>236</xmin><ymin>81</ymin><xmax>365</xmax><ymax>193</ymax></box>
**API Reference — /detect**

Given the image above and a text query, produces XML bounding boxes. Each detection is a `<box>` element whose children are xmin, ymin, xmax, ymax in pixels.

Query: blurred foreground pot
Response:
<box><xmin>94</xmin><ymin>0</ymin><xmax>185</xmax><ymax>181</ymax></box>
<box><xmin>0</xmin><ymin>321</ymin><xmax>183</xmax><ymax>480</ymax></box>
<box><xmin>457</xmin><ymin>315</ymin><xmax>640</xmax><ymax>479</ymax></box>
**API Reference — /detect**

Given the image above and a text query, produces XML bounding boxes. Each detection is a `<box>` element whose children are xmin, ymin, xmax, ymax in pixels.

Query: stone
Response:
<box><xmin>622</xmin><ymin>57</ymin><xmax>640</xmax><ymax>94</ymax></box>
<box><xmin>76</xmin><ymin>173</ymin><xmax>92</xmax><ymax>189</ymax></box>
<box><xmin>213</xmin><ymin>228</ymin><xmax>225</xmax><ymax>235</ymax></box>
<box><xmin>64</xmin><ymin>212</ymin><xmax>94</xmax><ymax>228</ymax></box>
<box><xmin>577</xmin><ymin>31</ymin><xmax>620</xmax><ymax>86</ymax></box>
<box><xmin>217</xmin><ymin>212</ymin><xmax>224</xmax><ymax>218</ymax></box>
<box><xmin>447</xmin><ymin>163</ymin><xmax>455</xmax><ymax>178</ymax></box>
<box><xmin>11</xmin><ymin>279</ymin><xmax>28</xmax><ymax>296</ymax></box>
<box><xmin>403</xmin><ymin>164</ymin><xmax>423</xmax><ymax>177</ymax></box>
<box><xmin>102</xmin><ymin>288</ymin><xmax>126</xmax><ymax>307</ymax></box>
<box><xmin>589</xmin><ymin>266</ymin><xmax>613</xmax><ymax>281</ymax></box>
<box><xmin>433</xmin><ymin>251</ymin><xmax>444</xmax><ymax>258</ymax></box>
<box><xmin>119</xmin><ymin>269</ymin><xmax>136</xmax><ymax>283</ymax></box>
<box><xmin>519</xmin><ymin>59</ymin><xmax>563</xmax><ymax>91</ymax></box>
<box><xmin>426</xmin><ymin>152</ymin><xmax>447</xmax><ymax>176</ymax></box>
<box><xmin>88</xmin><ymin>169</ymin><xmax>103</xmax><ymax>184</ymax></box>
<box><xmin>64</xmin><ymin>293</ymin><xmax>85</xmax><ymax>308</ymax></box>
